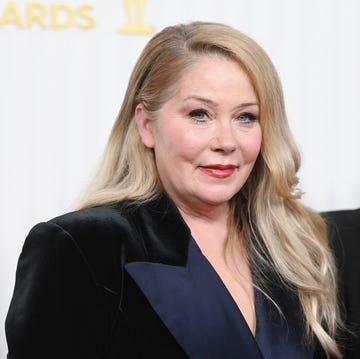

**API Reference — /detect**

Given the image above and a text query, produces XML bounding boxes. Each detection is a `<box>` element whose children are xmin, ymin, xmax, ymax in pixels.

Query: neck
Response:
<box><xmin>176</xmin><ymin>199</ymin><xmax>230</xmax><ymax>222</ymax></box>
<box><xmin>176</xmin><ymin>201</ymin><xmax>231</xmax><ymax>254</ymax></box>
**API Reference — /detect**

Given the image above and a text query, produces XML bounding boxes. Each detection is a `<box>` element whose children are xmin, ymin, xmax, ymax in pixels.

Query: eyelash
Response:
<box><xmin>188</xmin><ymin>109</ymin><xmax>209</xmax><ymax>123</ymax></box>
<box><xmin>188</xmin><ymin>109</ymin><xmax>258</xmax><ymax>124</ymax></box>
<box><xmin>236</xmin><ymin>112</ymin><xmax>257</xmax><ymax>123</ymax></box>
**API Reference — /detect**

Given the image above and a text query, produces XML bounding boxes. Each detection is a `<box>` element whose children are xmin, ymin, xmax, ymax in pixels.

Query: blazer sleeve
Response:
<box><xmin>5</xmin><ymin>221</ymin><xmax>122</xmax><ymax>359</ymax></box>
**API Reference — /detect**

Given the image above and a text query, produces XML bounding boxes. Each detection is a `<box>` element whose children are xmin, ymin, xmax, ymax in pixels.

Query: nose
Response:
<box><xmin>210</xmin><ymin>120</ymin><xmax>237</xmax><ymax>153</ymax></box>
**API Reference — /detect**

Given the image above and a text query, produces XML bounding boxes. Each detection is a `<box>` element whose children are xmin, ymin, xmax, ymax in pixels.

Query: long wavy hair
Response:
<box><xmin>77</xmin><ymin>21</ymin><xmax>341</xmax><ymax>357</ymax></box>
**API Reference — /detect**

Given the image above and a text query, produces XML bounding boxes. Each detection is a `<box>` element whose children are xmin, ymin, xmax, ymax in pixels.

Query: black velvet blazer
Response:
<box><xmin>5</xmin><ymin>193</ymin><xmax>359</xmax><ymax>358</ymax></box>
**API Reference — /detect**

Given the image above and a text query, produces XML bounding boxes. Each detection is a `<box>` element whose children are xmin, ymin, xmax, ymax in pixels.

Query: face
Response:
<box><xmin>136</xmin><ymin>56</ymin><xmax>262</xmax><ymax>214</ymax></box>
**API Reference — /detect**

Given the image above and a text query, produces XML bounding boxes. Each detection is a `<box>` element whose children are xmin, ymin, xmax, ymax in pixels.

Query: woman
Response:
<box><xmin>6</xmin><ymin>22</ymin><xmax>342</xmax><ymax>358</ymax></box>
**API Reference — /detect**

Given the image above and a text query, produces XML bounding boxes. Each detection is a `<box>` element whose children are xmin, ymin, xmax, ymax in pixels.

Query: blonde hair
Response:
<box><xmin>78</xmin><ymin>22</ymin><xmax>341</xmax><ymax>357</ymax></box>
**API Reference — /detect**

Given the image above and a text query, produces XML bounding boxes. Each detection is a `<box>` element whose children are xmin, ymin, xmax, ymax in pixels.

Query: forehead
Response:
<box><xmin>173</xmin><ymin>56</ymin><xmax>257</xmax><ymax>101</ymax></box>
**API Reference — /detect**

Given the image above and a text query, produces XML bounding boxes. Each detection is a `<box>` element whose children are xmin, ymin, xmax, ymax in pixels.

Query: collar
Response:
<box><xmin>120</xmin><ymin>192</ymin><xmax>192</xmax><ymax>266</ymax></box>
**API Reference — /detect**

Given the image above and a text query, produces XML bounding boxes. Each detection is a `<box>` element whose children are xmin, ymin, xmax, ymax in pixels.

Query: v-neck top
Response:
<box><xmin>126</xmin><ymin>237</ymin><xmax>314</xmax><ymax>358</ymax></box>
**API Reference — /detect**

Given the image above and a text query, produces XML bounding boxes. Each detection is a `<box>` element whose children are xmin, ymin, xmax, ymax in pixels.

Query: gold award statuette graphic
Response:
<box><xmin>118</xmin><ymin>0</ymin><xmax>154</xmax><ymax>34</ymax></box>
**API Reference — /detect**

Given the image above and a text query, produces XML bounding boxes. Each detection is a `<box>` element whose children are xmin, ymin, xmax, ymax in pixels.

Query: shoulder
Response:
<box><xmin>7</xmin><ymin>204</ymin><xmax>138</xmax><ymax>357</ymax></box>
<box><xmin>25</xmin><ymin>202</ymin><xmax>147</xmax><ymax>272</ymax></box>
<box><xmin>18</xmin><ymin>204</ymin><xmax>135</xmax><ymax>290</ymax></box>
<box><xmin>50</xmin><ymin>203</ymin><xmax>133</xmax><ymax>236</ymax></box>
<box><xmin>41</xmin><ymin>202</ymin><xmax>148</xmax><ymax>263</ymax></box>
<box><xmin>18</xmin><ymin>202</ymin><xmax>148</xmax><ymax>298</ymax></box>
<box><xmin>23</xmin><ymin>193</ymin><xmax>191</xmax><ymax>283</ymax></box>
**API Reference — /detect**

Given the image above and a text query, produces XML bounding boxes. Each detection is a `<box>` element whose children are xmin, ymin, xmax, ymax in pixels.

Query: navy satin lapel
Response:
<box><xmin>126</xmin><ymin>239</ymin><xmax>264</xmax><ymax>359</ymax></box>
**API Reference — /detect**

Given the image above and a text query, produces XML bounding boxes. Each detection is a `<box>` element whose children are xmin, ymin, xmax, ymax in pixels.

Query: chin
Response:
<box><xmin>196</xmin><ymin>191</ymin><xmax>237</xmax><ymax>207</ymax></box>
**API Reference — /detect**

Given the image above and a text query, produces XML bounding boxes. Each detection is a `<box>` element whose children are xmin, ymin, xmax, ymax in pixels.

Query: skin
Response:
<box><xmin>136</xmin><ymin>56</ymin><xmax>262</xmax><ymax>334</ymax></box>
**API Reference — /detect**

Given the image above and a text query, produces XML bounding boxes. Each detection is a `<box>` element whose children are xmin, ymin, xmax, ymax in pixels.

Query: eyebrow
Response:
<box><xmin>183</xmin><ymin>95</ymin><xmax>259</xmax><ymax>109</ymax></box>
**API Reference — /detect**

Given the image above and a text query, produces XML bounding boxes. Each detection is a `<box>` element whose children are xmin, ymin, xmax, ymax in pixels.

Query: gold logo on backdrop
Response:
<box><xmin>117</xmin><ymin>0</ymin><xmax>154</xmax><ymax>34</ymax></box>
<box><xmin>0</xmin><ymin>1</ymin><xmax>154</xmax><ymax>33</ymax></box>
<box><xmin>0</xmin><ymin>1</ymin><xmax>95</xmax><ymax>29</ymax></box>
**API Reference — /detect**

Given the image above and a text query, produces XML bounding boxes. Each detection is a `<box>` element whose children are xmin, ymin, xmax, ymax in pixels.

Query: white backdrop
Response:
<box><xmin>1</xmin><ymin>0</ymin><xmax>359</xmax><ymax>355</ymax></box>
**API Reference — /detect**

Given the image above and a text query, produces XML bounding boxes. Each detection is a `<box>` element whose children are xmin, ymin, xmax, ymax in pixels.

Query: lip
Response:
<box><xmin>199</xmin><ymin>164</ymin><xmax>237</xmax><ymax>179</ymax></box>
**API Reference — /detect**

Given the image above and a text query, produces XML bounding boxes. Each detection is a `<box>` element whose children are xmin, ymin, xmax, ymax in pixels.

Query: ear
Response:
<box><xmin>135</xmin><ymin>103</ymin><xmax>155</xmax><ymax>148</ymax></box>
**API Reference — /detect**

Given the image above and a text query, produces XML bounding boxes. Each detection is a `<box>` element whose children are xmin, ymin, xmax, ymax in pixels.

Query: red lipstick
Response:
<box><xmin>199</xmin><ymin>164</ymin><xmax>237</xmax><ymax>178</ymax></box>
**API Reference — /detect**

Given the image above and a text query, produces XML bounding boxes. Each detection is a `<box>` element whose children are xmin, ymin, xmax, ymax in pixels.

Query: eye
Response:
<box><xmin>188</xmin><ymin>109</ymin><xmax>209</xmax><ymax>122</ymax></box>
<box><xmin>236</xmin><ymin>112</ymin><xmax>257</xmax><ymax>123</ymax></box>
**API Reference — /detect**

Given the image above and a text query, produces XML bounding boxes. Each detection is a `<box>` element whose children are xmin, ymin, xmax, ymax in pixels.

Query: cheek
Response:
<box><xmin>241</xmin><ymin>131</ymin><xmax>262</xmax><ymax>162</ymax></box>
<box><xmin>163</xmin><ymin>129</ymin><xmax>203</xmax><ymax>160</ymax></box>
